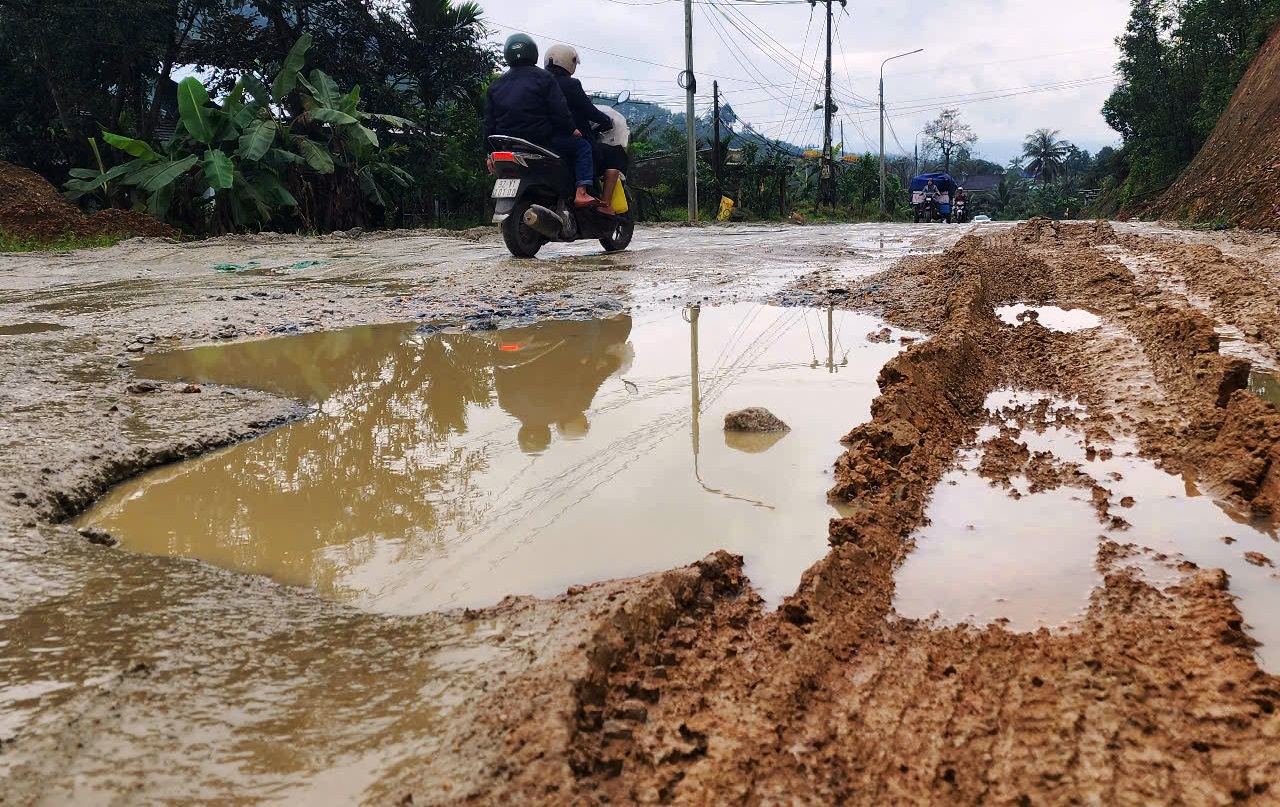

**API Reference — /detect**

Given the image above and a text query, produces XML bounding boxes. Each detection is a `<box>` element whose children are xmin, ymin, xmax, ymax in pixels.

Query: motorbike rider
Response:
<box><xmin>954</xmin><ymin>186</ymin><xmax>969</xmax><ymax>220</ymax></box>
<box><xmin>484</xmin><ymin>34</ymin><xmax>599</xmax><ymax>209</ymax></box>
<box><xmin>923</xmin><ymin>179</ymin><xmax>941</xmax><ymax>215</ymax></box>
<box><xmin>544</xmin><ymin>44</ymin><xmax>627</xmax><ymax>216</ymax></box>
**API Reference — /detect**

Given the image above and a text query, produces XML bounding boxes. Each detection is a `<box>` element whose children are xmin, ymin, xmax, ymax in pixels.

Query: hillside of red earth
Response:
<box><xmin>1150</xmin><ymin>24</ymin><xmax>1280</xmax><ymax>229</ymax></box>
<box><xmin>0</xmin><ymin>161</ymin><xmax>178</xmax><ymax>245</ymax></box>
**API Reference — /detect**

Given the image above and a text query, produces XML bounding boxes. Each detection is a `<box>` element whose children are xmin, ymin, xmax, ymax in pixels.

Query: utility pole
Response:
<box><xmin>687</xmin><ymin>304</ymin><xmax>700</xmax><ymax>454</ymax></box>
<box><xmin>811</xmin><ymin>0</ymin><xmax>842</xmax><ymax>209</ymax></box>
<box><xmin>683</xmin><ymin>0</ymin><xmax>698</xmax><ymax>223</ymax></box>
<box><xmin>879</xmin><ymin>48</ymin><xmax>923</xmax><ymax>219</ymax></box>
<box><xmin>713</xmin><ymin>81</ymin><xmax>722</xmax><ymax>206</ymax></box>
<box><xmin>827</xmin><ymin>304</ymin><xmax>835</xmax><ymax>373</ymax></box>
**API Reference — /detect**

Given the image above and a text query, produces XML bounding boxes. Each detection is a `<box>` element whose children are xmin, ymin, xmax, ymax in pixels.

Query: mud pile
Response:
<box><xmin>1150</xmin><ymin>24</ymin><xmax>1280</xmax><ymax>229</ymax></box>
<box><xmin>0</xmin><ymin>161</ymin><xmax>178</xmax><ymax>244</ymax></box>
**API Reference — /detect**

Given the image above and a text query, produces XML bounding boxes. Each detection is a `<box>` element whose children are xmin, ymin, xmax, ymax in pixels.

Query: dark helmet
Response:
<box><xmin>504</xmin><ymin>33</ymin><xmax>538</xmax><ymax>67</ymax></box>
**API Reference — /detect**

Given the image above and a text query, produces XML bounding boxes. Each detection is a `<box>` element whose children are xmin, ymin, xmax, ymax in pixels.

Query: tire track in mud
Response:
<box><xmin>543</xmin><ymin>220</ymin><xmax>1280</xmax><ymax>805</ymax></box>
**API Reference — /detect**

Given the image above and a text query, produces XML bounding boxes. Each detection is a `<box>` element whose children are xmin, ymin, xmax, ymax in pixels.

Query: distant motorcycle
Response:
<box><xmin>953</xmin><ymin>197</ymin><xmax>969</xmax><ymax>224</ymax></box>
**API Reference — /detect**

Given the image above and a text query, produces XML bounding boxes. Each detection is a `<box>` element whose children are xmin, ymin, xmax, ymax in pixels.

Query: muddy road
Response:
<box><xmin>2</xmin><ymin>220</ymin><xmax>1280</xmax><ymax>803</ymax></box>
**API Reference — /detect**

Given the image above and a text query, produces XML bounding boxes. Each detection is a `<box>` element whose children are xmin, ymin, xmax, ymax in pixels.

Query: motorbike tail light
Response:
<box><xmin>499</xmin><ymin>344</ymin><xmax>520</xmax><ymax>351</ymax></box>
<box><xmin>491</xmin><ymin>152</ymin><xmax>517</xmax><ymax>162</ymax></box>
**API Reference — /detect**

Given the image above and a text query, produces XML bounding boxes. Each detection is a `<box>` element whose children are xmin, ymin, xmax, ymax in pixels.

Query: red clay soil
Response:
<box><xmin>0</xmin><ymin>161</ymin><xmax>178</xmax><ymax>244</ymax></box>
<box><xmin>1150</xmin><ymin>23</ymin><xmax>1280</xmax><ymax>229</ymax></box>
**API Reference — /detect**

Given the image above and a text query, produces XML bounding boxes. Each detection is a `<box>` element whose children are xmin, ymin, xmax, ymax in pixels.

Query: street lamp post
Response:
<box><xmin>879</xmin><ymin>48</ymin><xmax>923</xmax><ymax>219</ymax></box>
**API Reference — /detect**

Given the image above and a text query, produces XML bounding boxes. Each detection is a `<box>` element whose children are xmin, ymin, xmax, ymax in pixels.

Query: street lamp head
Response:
<box><xmin>882</xmin><ymin>48</ymin><xmax>925</xmax><ymax>72</ymax></box>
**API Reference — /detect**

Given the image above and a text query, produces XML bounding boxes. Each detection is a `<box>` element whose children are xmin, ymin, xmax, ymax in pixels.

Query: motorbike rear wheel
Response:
<box><xmin>502</xmin><ymin>200</ymin><xmax>546</xmax><ymax>258</ymax></box>
<box><xmin>599</xmin><ymin>188</ymin><xmax>635</xmax><ymax>252</ymax></box>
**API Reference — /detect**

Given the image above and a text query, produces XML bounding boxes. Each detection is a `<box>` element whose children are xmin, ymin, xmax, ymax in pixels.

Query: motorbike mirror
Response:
<box><xmin>614</xmin><ymin>90</ymin><xmax>631</xmax><ymax>105</ymax></box>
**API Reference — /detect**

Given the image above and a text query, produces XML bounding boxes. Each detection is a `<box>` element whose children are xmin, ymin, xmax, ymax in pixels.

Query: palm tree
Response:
<box><xmin>1022</xmin><ymin>129</ymin><xmax>1071</xmax><ymax>184</ymax></box>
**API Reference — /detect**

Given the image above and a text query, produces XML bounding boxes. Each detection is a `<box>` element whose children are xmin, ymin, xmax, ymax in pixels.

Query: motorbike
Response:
<box><xmin>952</xmin><ymin>197</ymin><xmax>969</xmax><ymax>224</ymax></box>
<box><xmin>488</xmin><ymin>132</ymin><xmax>635</xmax><ymax>259</ymax></box>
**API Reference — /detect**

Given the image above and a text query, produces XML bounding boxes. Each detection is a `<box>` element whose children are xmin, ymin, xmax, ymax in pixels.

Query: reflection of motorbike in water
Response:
<box><xmin>481</xmin><ymin>316</ymin><xmax>634</xmax><ymax>452</ymax></box>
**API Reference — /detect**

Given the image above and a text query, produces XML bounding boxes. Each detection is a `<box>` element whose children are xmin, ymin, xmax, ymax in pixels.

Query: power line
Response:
<box><xmin>486</xmin><ymin>18</ymin><xmax>768</xmax><ymax>84</ymax></box>
<box><xmin>710</xmin><ymin>0</ymin><xmax>868</xmax><ymax>108</ymax></box>
<box><xmin>832</xmin><ymin>16</ymin><xmax>875</xmax><ymax>152</ymax></box>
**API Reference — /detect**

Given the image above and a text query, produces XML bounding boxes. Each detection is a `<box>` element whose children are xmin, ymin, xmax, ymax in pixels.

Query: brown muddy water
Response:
<box><xmin>78</xmin><ymin>304</ymin><xmax>914</xmax><ymax>613</ymax></box>
<box><xmin>0</xmin><ymin>322</ymin><xmax>68</xmax><ymax>335</ymax></box>
<box><xmin>894</xmin><ymin>388</ymin><xmax>1280</xmax><ymax>672</ymax></box>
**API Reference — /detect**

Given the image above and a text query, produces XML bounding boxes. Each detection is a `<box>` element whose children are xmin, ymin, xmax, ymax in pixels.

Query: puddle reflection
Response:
<box><xmin>81</xmin><ymin>305</ymin><xmax>913</xmax><ymax>613</ymax></box>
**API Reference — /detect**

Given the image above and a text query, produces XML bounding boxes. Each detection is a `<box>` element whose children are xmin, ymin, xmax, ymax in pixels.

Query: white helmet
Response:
<box><xmin>545</xmin><ymin>44</ymin><xmax>580</xmax><ymax>75</ymax></box>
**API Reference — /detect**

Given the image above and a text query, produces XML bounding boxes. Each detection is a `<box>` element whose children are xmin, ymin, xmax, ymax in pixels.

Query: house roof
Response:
<box><xmin>957</xmin><ymin>173</ymin><xmax>1003</xmax><ymax>193</ymax></box>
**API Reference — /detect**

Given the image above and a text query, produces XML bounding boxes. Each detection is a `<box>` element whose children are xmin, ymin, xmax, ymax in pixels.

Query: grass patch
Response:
<box><xmin>0</xmin><ymin>232</ymin><xmax>129</xmax><ymax>253</ymax></box>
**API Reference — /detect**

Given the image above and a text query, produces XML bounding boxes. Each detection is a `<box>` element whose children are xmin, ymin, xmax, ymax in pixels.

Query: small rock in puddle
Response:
<box><xmin>724</xmin><ymin>407</ymin><xmax>790</xmax><ymax>432</ymax></box>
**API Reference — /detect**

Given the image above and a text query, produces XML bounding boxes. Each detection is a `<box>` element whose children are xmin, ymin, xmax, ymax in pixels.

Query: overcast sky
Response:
<box><xmin>481</xmin><ymin>0</ymin><xmax>1130</xmax><ymax>164</ymax></box>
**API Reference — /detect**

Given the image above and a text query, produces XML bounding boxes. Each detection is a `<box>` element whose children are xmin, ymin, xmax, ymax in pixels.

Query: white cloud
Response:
<box><xmin>482</xmin><ymin>0</ymin><xmax>1130</xmax><ymax>162</ymax></box>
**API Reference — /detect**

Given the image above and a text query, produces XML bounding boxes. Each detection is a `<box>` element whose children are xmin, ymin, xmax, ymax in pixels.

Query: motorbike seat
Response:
<box><xmin>487</xmin><ymin>135</ymin><xmax>563</xmax><ymax>163</ymax></box>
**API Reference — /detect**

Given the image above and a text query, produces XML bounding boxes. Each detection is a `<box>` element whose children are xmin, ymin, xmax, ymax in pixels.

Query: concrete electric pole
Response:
<box><xmin>878</xmin><ymin>48</ymin><xmax>923</xmax><ymax>219</ymax></box>
<box><xmin>812</xmin><ymin>0</ymin><xmax>843</xmax><ymax>209</ymax></box>
<box><xmin>683</xmin><ymin>0</ymin><xmax>698</xmax><ymax>223</ymax></box>
<box><xmin>713</xmin><ymin>80</ymin><xmax>722</xmax><ymax>205</ymax></box>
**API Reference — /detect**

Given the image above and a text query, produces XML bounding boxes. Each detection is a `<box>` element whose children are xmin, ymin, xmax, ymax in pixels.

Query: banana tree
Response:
<box><xmin>65</xmin><ymin>33</ymin><xmax>416</xmax><ymax>234</ymax></box>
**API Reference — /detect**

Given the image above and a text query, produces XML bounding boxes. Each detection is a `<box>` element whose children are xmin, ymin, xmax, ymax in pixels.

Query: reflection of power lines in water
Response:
<box><xmin>698</xmin><ymin>305</ymin><xmax>809</xmax><ymax>411</ymax></box>
<box><xmin>386</xmin><ymin>306</ymin><xmax>836</xmax><ymax>606</ymax></box>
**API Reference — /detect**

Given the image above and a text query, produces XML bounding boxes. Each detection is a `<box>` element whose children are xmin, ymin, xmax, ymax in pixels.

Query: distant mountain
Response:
<box><xmin>590</xmin><ymin>95</ymin><xmax>808</xmax><ymax>156</ymax></box>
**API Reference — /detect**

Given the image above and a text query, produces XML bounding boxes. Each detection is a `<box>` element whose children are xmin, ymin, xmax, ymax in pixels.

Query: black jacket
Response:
<box><xmin>547</xmin><ymin>65</ymin><xmax>614</xmax><ymax>141</ymax></box>
<box><xmin>483</xmin><ymin>65</ymin><xmax>576</xmax><ymax>147</ymax></box>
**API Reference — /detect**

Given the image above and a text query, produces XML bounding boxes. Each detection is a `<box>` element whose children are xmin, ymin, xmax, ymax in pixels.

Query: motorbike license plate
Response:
<box><xmin>492</xmin><ymin>179</ymin><xmax>519</xmax><ymax>198</ymax></box>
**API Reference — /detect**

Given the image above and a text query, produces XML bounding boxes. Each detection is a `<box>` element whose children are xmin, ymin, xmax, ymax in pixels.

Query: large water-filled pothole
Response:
<box><xmin>79</xmin><ymin>304</ymin><xmax>913</xmax><ymax>614</ymax></box>
<box><xmin>894</xmin><ymin>389</ymin><xmax>1280</xmax><ymax>671</ymax></box>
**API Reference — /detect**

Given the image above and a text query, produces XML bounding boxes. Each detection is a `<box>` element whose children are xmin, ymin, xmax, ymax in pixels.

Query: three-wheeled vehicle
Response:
<box><xmin>910</xmin><ymin>172</ymin><xmax>957</xmax><ymax>224</ymax></box>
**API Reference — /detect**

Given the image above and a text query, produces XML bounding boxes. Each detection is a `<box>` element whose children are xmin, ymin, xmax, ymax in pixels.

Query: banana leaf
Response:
<box><xmin>272</xmin><ymin>34</ymin><xmax>313</xmax><ymax>99</ymax></box>
<box><xmin>268</xmin><ymin>147</ymin><xmax>307</xmax><ymax>166</ymax></box>
<box><xmin>242</xmin><ymin>74</ymin><xmax>272</xmax><ymax>109</ymax></box>
<box><xmin>347</xmin><ymin>123</ymin><xmax>379</xmax><ymax>150</ymax></box>
<box><xmin>103</xmin><ymin>132</ymin><xmax>160</xmax><ymax>161</ymax></box>
<box><xmin>203</xmin><ymin>150</ymin><xmax>235</xmax><ymax>190</ymax></box>
<box><xmin>310</xmin><ymin>108</ymin><xmax>359</xmax><ymax>126</ymax></box>
<box><xmin>139</xmin><ymin>155</ymin><xmax>199</xmax><ymax>193</ymax></box>
<box><xmin>362</xmin><ymin>113</ymin><xmax>417</xmax><ymax>129</ymax></box>
<box><xmin>238</xmin><ymin>121</ymin><xmax>279</xmax><ymax>162</ymax></box>
<box><xmin>255</xmin><ymin>172</ymin><xmax>299</xmax><ymax>208</ymax></box>
<box><xmin>305</xmin><ymin>69</ymin><xmax>341</xmax><ymax>110</ymax></box>
<box><xmin>177</xmin><ymin>77</ymin><xmax>214</xmax><ymax>144</ymax></box>
<box><xmin>297</xmin><ymin>139</ymin><xmax>335</xmax><ymax>174</ymax></box>
<box><xmin>339</xmin><ymin>85</ymin><xmax>361</xmax><ymax>116</ymax></box>
<box><xmin>359</xmin><ymin>168</ymin><xmax>386</xmax><ymax>208</ymax></box>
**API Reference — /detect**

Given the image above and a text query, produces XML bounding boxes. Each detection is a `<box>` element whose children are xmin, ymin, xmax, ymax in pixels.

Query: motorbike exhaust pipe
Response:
<box><xmin>523</xmin><ymin>204</ymin><xmax>562</xmax><ymax>239</ymax></box>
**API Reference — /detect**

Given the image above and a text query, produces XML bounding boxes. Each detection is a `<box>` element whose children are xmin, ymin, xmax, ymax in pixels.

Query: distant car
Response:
<box><xmin>973</xmin><ymin>214</ymin><xmax>992</xmax><ymax>223</ymax></box>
